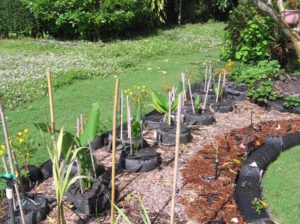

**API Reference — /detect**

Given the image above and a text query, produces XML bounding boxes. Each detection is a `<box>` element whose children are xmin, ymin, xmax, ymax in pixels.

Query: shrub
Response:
<box><xmin>221</xmin><ymin>1</ymin><xmax>275</xmax><ymax>63</ymax></box>
<box><xmin>0</xmin><ymin>0</ymin><xmax>35</xmax><ymax>38</ymax></box>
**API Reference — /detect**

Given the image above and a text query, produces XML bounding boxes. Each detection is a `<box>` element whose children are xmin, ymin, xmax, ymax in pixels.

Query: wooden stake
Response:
<box><xmin>76</xmin><ymin>118</ymin><xmax>80</xmax><ymax>138</ymax></box>
<box><xmin>126</xmin><ymin>95</ymin><xmax>133</xmax><ymax>155</ymax></box>
<box><xmin>168</xmin><ymin>91</ymin><xmax>172</xmax><ymax>126</ymax></box>
<box><xmin>47</xmin><ymin>70</ymin><xmax>55</xmax><ymax>136</ymax></box>
<box><xmin>0</xmin><ymin>99</ymin><xmax>25</xmax><ymax>224</ymax></box>
<box><xmin>120</xmin><ymin>90</ymin><xmax>124</xmax><ymax>140</ymax></box>
<box><xmin>204</xmin><ymin>66</ymin><xmax>208</xmax><ymax>92</ymax></box>
<box><xmin>216</xmin><ymin>73</ymin><xmax>221</xmax><ymax>103</ymax></box>
<box><xmin>202</xmin><ymin>75</ymin><xmax>212</xmax><ymax>113</ymax></box>
<box><xmin>88</xmin><ymin>138</ymin><xmax>97</xmax><ymax>178</ymax></box>
<box><xmin>74</xmin><ymin>146</ymin><xmax>83</xmax><ymax>194</ymax></box>
<box><xmin>172</xmin><ymin>86</ymin><xmax>176</xmax><ymax>102</ymax></box>
<box><xmin>80</xmin><ymin>114</ymin><xmax>84</xmax><ymax>134</ymax></box>
<box><xmin>110</xmin><ymin>78</ymin><xmax>119</xmax><ymax>224</ymax></box>
<box><xmin>181</xmin><ymin>73</ymin><xmax>187</xmax><ymax>101</ymax></box>
<box><xmin>188</xmin><ymin>79</ymin><xmax>195</xmax><ymax>115</ymax></box>
<box><xmin>170</xmin><ymin>93</ymin><xmax>182</xmax><ymax>224</ymax></box>
<box><xmin>1</xmin><ymin>156</ymin><xmax>8</xmax><ymax>174</ymax></box>
<box><xmin>207</xmin><ymin>62</ymin><xmax>212</xmax><ymax>92</ymax></box>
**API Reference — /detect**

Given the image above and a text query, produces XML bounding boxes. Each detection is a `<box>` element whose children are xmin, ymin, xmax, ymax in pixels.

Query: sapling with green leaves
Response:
<box><xmin>283</xmin><ymin>96</ymin><xmax>300</xmax><ymax>108</ymax></box>
<box><xmin>130</xmin><ymin>106</ymin><xmax>143</xmax><ymax>154</ymax></box>
<box><xmin>40</xmin><ymin>127</ymin><xmax>87</xmax><ymax>224</ymax></box>
<box><xmin>213</xmin><ymin>73</ymin><xmax>224</xmax><ymax>103</ymax></box>
<box><xmin>151</xmin><ymin>90</ymin><xmax>178</xmax><ymax>125</ymax></box>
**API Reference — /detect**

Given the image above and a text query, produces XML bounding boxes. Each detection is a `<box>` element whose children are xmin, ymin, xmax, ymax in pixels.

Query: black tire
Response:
<box><xmin>157</xmin><ymin>123</ymin><xmax>191</xmax><ymax>145</ymax></box>
<box><xmin>210</xmin><ymin>100</ymin><xmax>233</xmax><ymax>113</ymax></box>
<box><xmin>225</xmin><ymin>83</ymin><xmax>248</xmax><ymax>101</ymax></box>
<box><xmin>183</xmin><ymin>108</ymin><xmax>215</xmax><ymax>125</ymax></box>
<box><xmin>120</xmin><ymin>148</ymin><xmax>159</xmax><ymax>173</ymax></box>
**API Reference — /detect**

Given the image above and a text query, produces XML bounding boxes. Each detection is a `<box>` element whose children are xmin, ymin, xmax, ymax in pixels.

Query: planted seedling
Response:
<box><xmin>251</xmin><ymin>198</ymin><xmax>267</xmax><ymax>215</ymax></box>
<box><xmin>283</xmin><ymin>96</ymin><xmax>300</xmax><ymax>108</ymax></box>
<box><xmin>151</xmin><ymin>90</ymin><xmax>178</xmax><ymax>125</ymax></box>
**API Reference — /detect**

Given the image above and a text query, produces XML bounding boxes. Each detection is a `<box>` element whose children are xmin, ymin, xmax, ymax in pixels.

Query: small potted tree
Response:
<box><xmin>152</xmin><ymin>90</ymin><xmax>191</xmax><ymax>145</ymax></box>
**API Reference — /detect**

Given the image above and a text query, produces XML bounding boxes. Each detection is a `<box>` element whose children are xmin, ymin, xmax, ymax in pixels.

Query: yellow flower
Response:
<box><xmin>129</xmin><ymin>92</ymin><xmax>133</xmax><ymax>96</ymax></box>
<box><xmin>9</xmin><ymin>139</ymin><xmax>12</xmax><ymax>145</ymax></box>
<box><xmin>17</xmin><ymin>138</ymin><xmax>24</xmax><ymax>143</ymax></box>
<box><xmin>124</xmin><ymin>90</ymin><xmax>128</xmax><ymax>94</ymax></box>
<box><xmin>17</xmin><ymin>131</ymin><xmax>22</xmax><ymax>136</ymax></box>
<box><xmin>0</xmin><ymin>149</ymin><xmax>4</xmax><ymax>156</ymax></box>
<box><xmin>221</xmin><ymin>69</ymin><xmax>226</xmax><ymax>76</ymax></box>
<box><xmin>137</xmin><ymin>86</ymin><xmax>140</xmax><ymax>90</ymax></box>
<box><xmin>142</xmin><ymin>89</ymin><xmax>146</xmax><ymax>93</ymax></box>
<box><xmin>24</xmin><ymin>128</ymin><xmax>29</xmax><ymax>134</ymax></box>
<box><xmin>227</xmin><ymin>60</ymin><xmax>234</xmax><ymax>71</ymax></box>
<box><xmin>142</xmin><ymin>85</ymin><xmax>146</xmax><ymax>89</ymax></box>
<box><xmin>1</xmin><ymin>144</ymin><xmax>5</xmax><ymax>150</ymax></box>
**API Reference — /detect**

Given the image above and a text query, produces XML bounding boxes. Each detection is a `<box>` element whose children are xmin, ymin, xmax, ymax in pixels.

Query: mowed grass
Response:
<box><xmin>0</xmin><ymin>22</ymin><xmax>225</xmax><ymax>188</ymax></box>
<box><xmin>263</xmin><ymin>146</ymin><xmax>300</xmax><ymax>224</ymax></box>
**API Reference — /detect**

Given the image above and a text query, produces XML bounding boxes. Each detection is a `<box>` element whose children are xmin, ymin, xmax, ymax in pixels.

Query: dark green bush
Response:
<box><xmin>0</xmin><ymin>0</ymin><xmax>35</xmax><ymax>38</ymax></box>
<box><xmin>220</xmin><ymin>1</ymin><xmax>275</xmax><ymax>63</ymax></box>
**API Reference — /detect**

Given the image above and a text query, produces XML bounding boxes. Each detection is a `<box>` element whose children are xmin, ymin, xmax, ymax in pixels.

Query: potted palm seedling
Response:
<box><xmin>152</xmin><ymin>90</ymin><xmax>191</xmax><ymax>145</ymax></box>
<box><xmin>119</xmin><ymin>99</ymin><xmax>159</xmax><ymax>173</ymax></box>
<box><xmin>211</xmin><ymin>70</ymin><xmax>233</xmax><ymax>113</ymax></box>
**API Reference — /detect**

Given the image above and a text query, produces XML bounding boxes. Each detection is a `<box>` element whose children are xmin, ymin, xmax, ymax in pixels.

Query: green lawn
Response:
<box><xmin>0</xmin><ymin>22</ymin><xmax>225</xmax><ymax>180</ymax></box>
<box><xmin>263</xmin><ymin>146</ymin><xmax>300</xmax><ymax>224</ymax></box>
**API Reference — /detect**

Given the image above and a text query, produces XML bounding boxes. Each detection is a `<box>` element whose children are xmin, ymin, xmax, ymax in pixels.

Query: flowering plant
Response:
<box><xmin>124</xmin><ymin>84</ymin><xmax>147</xmax><ymax>110</ymax></box>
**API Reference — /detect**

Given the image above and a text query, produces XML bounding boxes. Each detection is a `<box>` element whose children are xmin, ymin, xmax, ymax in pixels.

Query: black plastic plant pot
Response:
<box><xmin>39</xmin><ymin>159</ymin><xmax>53</xmax><ymax>180</ymax></box>
<box><xmin>156</xmin><ymin>122</ymin><xmax>191</xmax><ymax>145</ymax></box>
<box><xmin>66</xmin><ymin>179</ymin><xmax>111</xmax><ymax>215</ymax></box>
<box><xmin>21</xmin><ymin>165</ymin><xmax>43</xmax><ymax>192</ymax></box>
<box><xmin>267</xmin><ymin>98</ymin><xmax>300</xmax><ymax>114</ymax></box>
<box><xmin>90</xmin><ymin>132</ymin><xmax>109</xmax><ymax>150</ymax></box>
<box><xmin>210</xmin><ymin>100</ymin><xmax>233</xmax><ymax>113</ymax></box>
<box><xmin>183</xmin><ymin>107</ymin><xmax>215</xmax><ymax>126</ymax></box>
<box><xmin>143</xmin><ymin>112</ymin><xmax>164</xmax><ymax>130</ymax></box>
<box><xmin>120</xmin><ymin>148</ymin><xmax>159</xmax><ymax>173</ymax></box>
<box><xmin>192</xmin><ymin>92</ymin><xmax>216</xmax><ymax>104</ymax></box>
<box><xmin>107</xmin><ymin>130</ymin><xmax>128</xmax><ymax>151</ymax></box>
<box><xmin>225</xmin><ymin>83</ymin><xmax>248</xmax><ymax>101</ymax></box>
<box><xmin>4</xmin><ymin>193</ymin><xmax>50</xmax><ymax>224</ymax></box>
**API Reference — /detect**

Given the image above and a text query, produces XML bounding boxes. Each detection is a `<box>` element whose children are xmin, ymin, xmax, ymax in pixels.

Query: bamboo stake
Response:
<box><xmin>74</xmin><ymin>145</ymin><xmax>83</xmax><ymax>194</ymax></box>
<box><xmin>12</xmin><ymin>152</ymin><xmax>26</xmax><ymax>197</ymax></box>
<box><xmin>188</xmin><ymin>79</ymin><xmax>195</xmax><ymax>115</ymax></box>
<box><xmin>120</xmin><ymin>90</ymin><xmax>124</xmax><ymax>140</ymax></box>
<box><xmin>110</xmin><ymin>78</ymin><xmax>119</xmax><ymax>224</ymax></box>
<box><xmin>0</xmin><ymin>99</ymin><xmax>25</xmax><ymax>224</ymax></box>
<box><xmin>1</xmin><ymin>156</ymin><xmax>8</xmax><ymax>174</ymax></box>
<box><xmin>170</xmin><ymin>93</ymin><xmax>182</xmax><ymax>224</ymax></box>
<box><xmin>181</xmin><ymin>73</ymin><xmax>187</xmax><ymax>101</ymax></box>
<box><xmin>202</xmin><ymin>75</ymin><xmax>212</xmax><ymax>113</ymax></box>
<box><xmin>168</xmin><ymin>92</ymin><xmax>172</xmax><ymax>126</ymax></box>
<box><xmin>47</xmin><ymin>70</ymin><xmax>55</xmax><ymax>136</ymax></box>
<box><xmin>80</xmin><ymin>114</ymin><xmax>84</xmax><ymax>134</ymax></box>
<box><xmin>76</xmin><ymin>118</ymin><xmax>80</xmax><ymax>138</ymax></box>
<box><xmin>207</xmin><ymin>61</ymin><xmax>212</xmax><ymax>92</ymax></box>
<box><xmin>126</xmin><ymin>95</ymin><xmax>133</xmax><ymax>155</ymax></box>
<box><xmin>204</xmin><ymin>66</ymin><xmax>208</xmax><ymax>92</ymax></box>
<box><xmin>88</xmin><ymin>138</ymin><xmax>97</xmax><ymax>178</ymax></box>
<box><xmin>216</xmin><ymin>73</ymin><xmax>221</xmax><ymax>103</ymax></box>
<box><xmin>172</xmin><ymin>86</ymin><xmax>176</xmax><ymax>102</ymax></box>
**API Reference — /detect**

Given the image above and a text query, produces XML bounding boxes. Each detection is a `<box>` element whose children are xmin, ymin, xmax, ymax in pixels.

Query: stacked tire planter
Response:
<box><xmin>156</xmin><ymin>122</ymin><xmax>191</xmax><ymax>145</ymax></box>
<box><xmin>235</xmin><ymin>132</ymin><xmax>300</xmax><ymax>223</ymax></box>
<box><xmin>183</xmin><ymin>107</ymin><xmax>215</xmax><ymax>126</ymax></box>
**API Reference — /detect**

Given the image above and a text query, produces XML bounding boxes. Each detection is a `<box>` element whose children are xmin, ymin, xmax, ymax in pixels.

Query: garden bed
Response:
<box><xmin>7</xmin><ymin>100</ymin><xmax>299</xmax><ymax>223</ymax></box>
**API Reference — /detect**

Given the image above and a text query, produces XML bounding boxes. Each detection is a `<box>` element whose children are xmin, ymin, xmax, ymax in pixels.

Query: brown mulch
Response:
<box><xmin>8</xmin><ymin>100</ymin><xmax>300</xmax><ymax>223</ymax></box>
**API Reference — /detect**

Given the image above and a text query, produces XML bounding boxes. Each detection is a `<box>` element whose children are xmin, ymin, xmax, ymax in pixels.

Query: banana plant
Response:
<box><xmin>131</xmin><ymin>105</ymin><xmax>142</xmax><ymax>153</ymax></box>
<box><xmin>151</xmin><ymin>90</ymin><xmax>177</xmax><ymax>124</ymax></box>
<box><xmin>194</xmin><ymin>95</ymin><xmax>202</xmax><ymax>114</ymax></box>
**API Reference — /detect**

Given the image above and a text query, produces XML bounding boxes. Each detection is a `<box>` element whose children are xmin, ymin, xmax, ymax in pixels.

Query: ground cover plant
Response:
<box><xmin>263</xmin><ymin>145</ymin><xmax>300</xmax><ymax>224</ymax></box>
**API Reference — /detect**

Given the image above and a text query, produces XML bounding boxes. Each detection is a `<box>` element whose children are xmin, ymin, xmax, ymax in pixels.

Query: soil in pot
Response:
<box><xmin>225</xmin><ymin>82</ymin><xmax>248</xmax><ymax>101</ymax></box>
<box><xmin>156</xmin><ymin>122</ymin><xmax>191</xmax><ymax>145</ymax></box>
<box><xmin>210</xmin><ymin>100</ymin><xmax>234</xmax><ymax>113</ymax></box>
<box><xmin>119</xmin><ymin>147</ymin><xmax>159</xmax><ymax>173</ymax></box>
<box><xmin>4</xmin><ymin>193</ymin><xmax>50</xmax><ymax>224</ymax></box>
<box><xmin>66</xmin><ymin>179</ymin><xmax>111</xmax><ymax>215</ymax></box>
<box><xmin>183</xmin><ymin>107</ymin><xmax>215</xmax><ymax>126</ymax></box>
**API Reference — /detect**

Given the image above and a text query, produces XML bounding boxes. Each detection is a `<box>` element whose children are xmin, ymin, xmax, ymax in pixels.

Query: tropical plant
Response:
<box><xmin>213</xmin><ymin>75</ymin><xmax>225</xmax><ymax>102</ymax></box>
<box><xmin>194</xmin><ymin>95</ymin><xmax>202</xmax><ymax>113</ymax></box>
<box><xmin>131</xmin><ymin>106</ymin><xmax>143</xmax><ymax>153</ymax></box>
<box><xmin>151</xmin><ymin>90</ymin><xmax>177</xmax><ymax>124</ymax></box>
<box><xmin>40</xmin><ymin>127</ymin><xmax>87</xmax><ymax>224</ymax></box>
<box><xmin>124</xmin><ymin>84</ymin><xmax>148</xmax><ymax>110</ymax></box>
<box><xmin>283</xmin><ymin>96</ymin><xmax>300</xmax><ymax>108</ymax></box>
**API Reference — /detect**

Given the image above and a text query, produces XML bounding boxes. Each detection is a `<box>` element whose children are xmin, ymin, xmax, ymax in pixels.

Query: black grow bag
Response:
<box><xmin>235</xmin><ymin>132</ymin><xmax>300</xmax><ymax>223</ymax></box>
<box><xmin>225</xmin><ymin>83</ymin><xmax>248</xmax><ymax>101</ymax></box>
<box><xmin>210</xmin><ymin>100</ymin><xmax>233</xmax><ymax>113</ymax></box>
<box><xmin>21</xmin><ymin>165</ymin><xmax>43</xmax><ymax>192</ymax></box>
<box><xmin>90</xmin><ymin>132</ymin><xmax>109</xmax><ymax>150</ymax></box>
<box><xmin>4</xmin><ymin>194</ymin><xmax>50</xmax><ymax>224</ymax></box>
<box><xmin>120</xmin><ymin>148</ymin><xmax>159</xmax><ymax>172</ymax></box>
<box><xmin>267</xmin><ymin>98</ymin><xmax>300</xmax><ymax>114</ymax></box>
<box><xmin>183</xmin><ymin>107</ymin><xmax>215</xmax><ymax>126</ymax></box>
<box><xmin>67</xmin><ymin>179</ymin><xmax>111</xmax><ymax>215</ymax></box>
<box><xmin>39</xmin><ymin>159</ymin><xmax>53</xmax><ymax>180</ymax></box>
<box><xmin>156</xmin><ymin>122</ymin><xmax>191</xmax><ymax>145</ymax></box>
